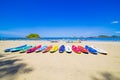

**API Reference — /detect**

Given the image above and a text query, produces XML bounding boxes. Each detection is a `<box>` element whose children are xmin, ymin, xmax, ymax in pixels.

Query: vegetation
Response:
<box><xmin>98</xmin><ymin>35</ymin><xmax>110</xmax><ymax>38</ymax></box>
<box><xmin>26</xmin><ymin>33</ymin><xmax>40</xmax><ymax>39</ymax></box>
<box><xmin>111</xmin><ymin>35</ymin><xmax>120</xmax><ymax>38</ymax></box>
<box><xmin>98</xmin><ymin>35</ymin><xmax>120</xmax><ymax>38</ymax></box>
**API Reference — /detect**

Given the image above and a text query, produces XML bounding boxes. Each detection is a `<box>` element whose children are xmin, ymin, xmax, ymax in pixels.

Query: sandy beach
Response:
<box><xmin>0</xmin><ymin>40</ymin><xmax>120</xmax><ymax>80</ymax></box>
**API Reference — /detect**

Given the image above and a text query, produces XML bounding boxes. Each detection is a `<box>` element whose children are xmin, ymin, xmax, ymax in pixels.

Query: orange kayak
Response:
<box><xmin>42</xmin><ymin>45</ymin><xmax>52</xmax><ymax>53</ymax></box>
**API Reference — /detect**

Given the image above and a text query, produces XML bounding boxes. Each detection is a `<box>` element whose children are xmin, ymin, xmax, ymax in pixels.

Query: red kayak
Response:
<box><xmin>42</xmin><ymin>45</ymin><xmax>52</xmax><ymax>53</ymax></box>
<box><xmin>78</xmin><ymin>46</ymin><xmax>88</xmax><ymax>54</ymax></box>
<box><xmin>72</xmin><ymin>45</ymin><xmax>81</xmax><ymax>54</ymax></box>
<box><xmin>27</xmin><ymin>45</ymin><xmax>41</xmax><ymax>53</ymax></box>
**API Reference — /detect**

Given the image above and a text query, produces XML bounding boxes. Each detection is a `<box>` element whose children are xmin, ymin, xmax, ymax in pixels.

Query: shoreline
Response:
<box><xmin>0</xmin><ymin>40</ymin><xmax>120</xmax><ymax>42</ymax></box>
<box><xmin>0</xmin><ymin>37</ymin><xmax>120</xmax><ymax>42</ymax></box>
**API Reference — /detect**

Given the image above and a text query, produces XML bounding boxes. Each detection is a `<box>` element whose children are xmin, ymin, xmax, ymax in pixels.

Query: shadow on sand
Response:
<box><xmin>0</xmin><ymin>54</ymin><xmax>33</xmax><ymax>80</ymax></box>
<box><xmin>92</xmin><ymin>72</ymin><xmax>120</xmax><ymax>80</ymax></box>
<box><xmin>0</xmin><ymin>55</ymin><xmax>4</xmax><ymax>58</ymax></box>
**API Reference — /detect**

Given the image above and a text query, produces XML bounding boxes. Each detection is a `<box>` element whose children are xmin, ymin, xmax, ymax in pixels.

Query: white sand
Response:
<box><xmin>0</xmin><ymin>40</ymin><xmax>120</xmax><ymax>80</ymax></box>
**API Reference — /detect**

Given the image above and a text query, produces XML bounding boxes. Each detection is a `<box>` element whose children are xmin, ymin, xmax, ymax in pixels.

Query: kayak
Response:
<box><xmin>85</xmin><ymin>45</ymin><xmax>98</xmax><ymax>54</ymax></box>
<box><xmin>20</xmin><ymin>46</ymin><xmax>33</xmax><ymax>53</ymax></box>
<box><xmin>91</xmin><ymin>46</ymin><xmax>108</xmax><ymax>55</ymax></box>
<box><xmin>50</xmin><ymin>45</ymin><xmax>59</xmax><ymax>53</ymax></box>
<box><xmin>65</xmin><ymin>46</ymin><xmax>72</xmax><ymax>53</ymax></box>
<box><xmin>78</xmin><ymin>45</ymin><xmax>88</xmax><ymax>54</ymax></box>
<box><xmin>4</xmin><ymin>44</ymin><xmax>27</xmax><ymax>52</ymax></box>
<box><xmin>42</xmin><ymin>45</ymin><xmax>52</xmax><ymax>53</ymax></box>
<box><xmin>11</xmin><ymin>45</ymin><xmax>31</xmax><ymax>52</ymax></box>
<box><xmin>59</xmin><ymin>45</ymin><xmax>65</xmax><ymax>53</ymax></box>
<box><xmin>72</xmin><ymin>45</ymin><xmax>81</xmax><ymax>54</ymax></box>
<box><xmin>27</xmin><ymin>45</ymin><xmax>41</xmax><ymax>53</ymax></box>
<box><xmin>36</xmin><ymin>46</ymin><xmax>47</xmax><ymax>52</ymax></box>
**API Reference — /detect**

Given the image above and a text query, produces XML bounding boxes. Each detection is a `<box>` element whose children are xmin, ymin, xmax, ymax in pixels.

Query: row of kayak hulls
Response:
<box><xmin>4</xmin><ymin>45</ymin><xmax>108</xmax><ymax>55</ymax></box>
<box><xmin>4</xmin><ymin>44</ymin><xmax>27</xmax><ymax>52</ymax></box>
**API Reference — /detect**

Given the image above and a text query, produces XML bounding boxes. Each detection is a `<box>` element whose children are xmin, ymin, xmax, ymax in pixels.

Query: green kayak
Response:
<box><xmin>20</xmin><ymin>46</ymin><xmax>33</xmax><ymax>53</ymax></box>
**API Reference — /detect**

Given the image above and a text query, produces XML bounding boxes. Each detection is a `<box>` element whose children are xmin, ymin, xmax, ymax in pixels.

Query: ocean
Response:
<box><xmin>0</xmin><ymin>37</ymin><xmax>120</xmax><ymax>42</ymax></box>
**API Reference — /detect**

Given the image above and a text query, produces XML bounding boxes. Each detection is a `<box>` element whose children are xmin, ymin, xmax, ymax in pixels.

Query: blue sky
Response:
<box><xmin>0</xmin><ymin>0</ymin><xmax>120</xmax><ymax>37</ymax></box>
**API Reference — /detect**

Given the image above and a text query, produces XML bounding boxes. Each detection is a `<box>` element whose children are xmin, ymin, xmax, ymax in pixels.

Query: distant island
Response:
<box><xmin>26</xmin><ymin>33</ymin><xmax>40</xmax><ymax>39</ymax></box>
<box><xmin>71</xmin><ymin>35</ymin><xmax>120</xmax><ymax>38</ymax></box>
<box><xmin>25</xmin><ymin>34</ymin><xmax>120</xmax><ymax>39</ymax></box>
<box><xmin>98</xmin><ymin>35</ymin><xmax>120</xmax><ymax>38</ymax></box>
<box><xmin>86</xmin><ymin>35</ymin><xmax>120</xmax><ymax>38</ymax></box>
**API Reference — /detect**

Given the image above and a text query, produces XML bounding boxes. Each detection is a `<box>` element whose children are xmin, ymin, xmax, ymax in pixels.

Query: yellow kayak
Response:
<box><xmin>50</xmin><ymin>45</ymin><xmax>59</xmax><ymax>53</ymax></box>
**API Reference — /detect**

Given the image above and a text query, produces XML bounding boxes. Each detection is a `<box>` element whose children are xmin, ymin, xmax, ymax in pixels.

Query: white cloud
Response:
<box><xmin>111</xmin><ymin>21</ymin><xmax>119</xmax><ymax>24</ymax></box>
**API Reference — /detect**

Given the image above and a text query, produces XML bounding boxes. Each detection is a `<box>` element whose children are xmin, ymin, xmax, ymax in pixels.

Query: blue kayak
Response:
<box><xmin>85</xmin><ymin>45</ymin><xmax>98</xmax><ymax>54</ymax></box>
<box><xmin>59</xmin><ymin>45</ymin><xmax>65</xmax><ymax>53</ymax></box>
<box><xmin>11</xmin><ymin>45</ymin><xmax>30</xmax><ymax>52</ymax></box>
<box><xmin>36</xmin><ymin>46</ymin><xmax>47</xmax><ymax>52</ymax></box>
<box><xmin>4</xmin><ymin>44</ymin><xmax>27</xmax><ymax>52</ymax></box>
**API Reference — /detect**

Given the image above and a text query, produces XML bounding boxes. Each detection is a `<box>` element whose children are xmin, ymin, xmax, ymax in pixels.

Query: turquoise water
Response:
<box><xmin>0</xmin><ymin>37</ymin><xmax>120</xmax><ymax>41</ymax></box>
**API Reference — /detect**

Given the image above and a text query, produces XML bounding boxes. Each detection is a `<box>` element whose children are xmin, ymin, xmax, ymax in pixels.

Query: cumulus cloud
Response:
<box><xmin>111</xmin><ymin>21</ymin><xmax>119</xmax><ymax>24</ymax></box>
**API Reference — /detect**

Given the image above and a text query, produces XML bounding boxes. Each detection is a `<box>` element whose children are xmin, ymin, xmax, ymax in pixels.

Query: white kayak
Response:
<box><xmin>91</xmin><ymin>46</ymin><xmax>108</xmax><ymax>55</ymax></box>
<box><xmin>65</xmin><ymin>46</ymin><xmax>72</xmax><ymax>53</ymax></box>
<box><xmin>36</xmin><ymin>45</ymin><xmax>47</xmax><ymax>52</ymax></box>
